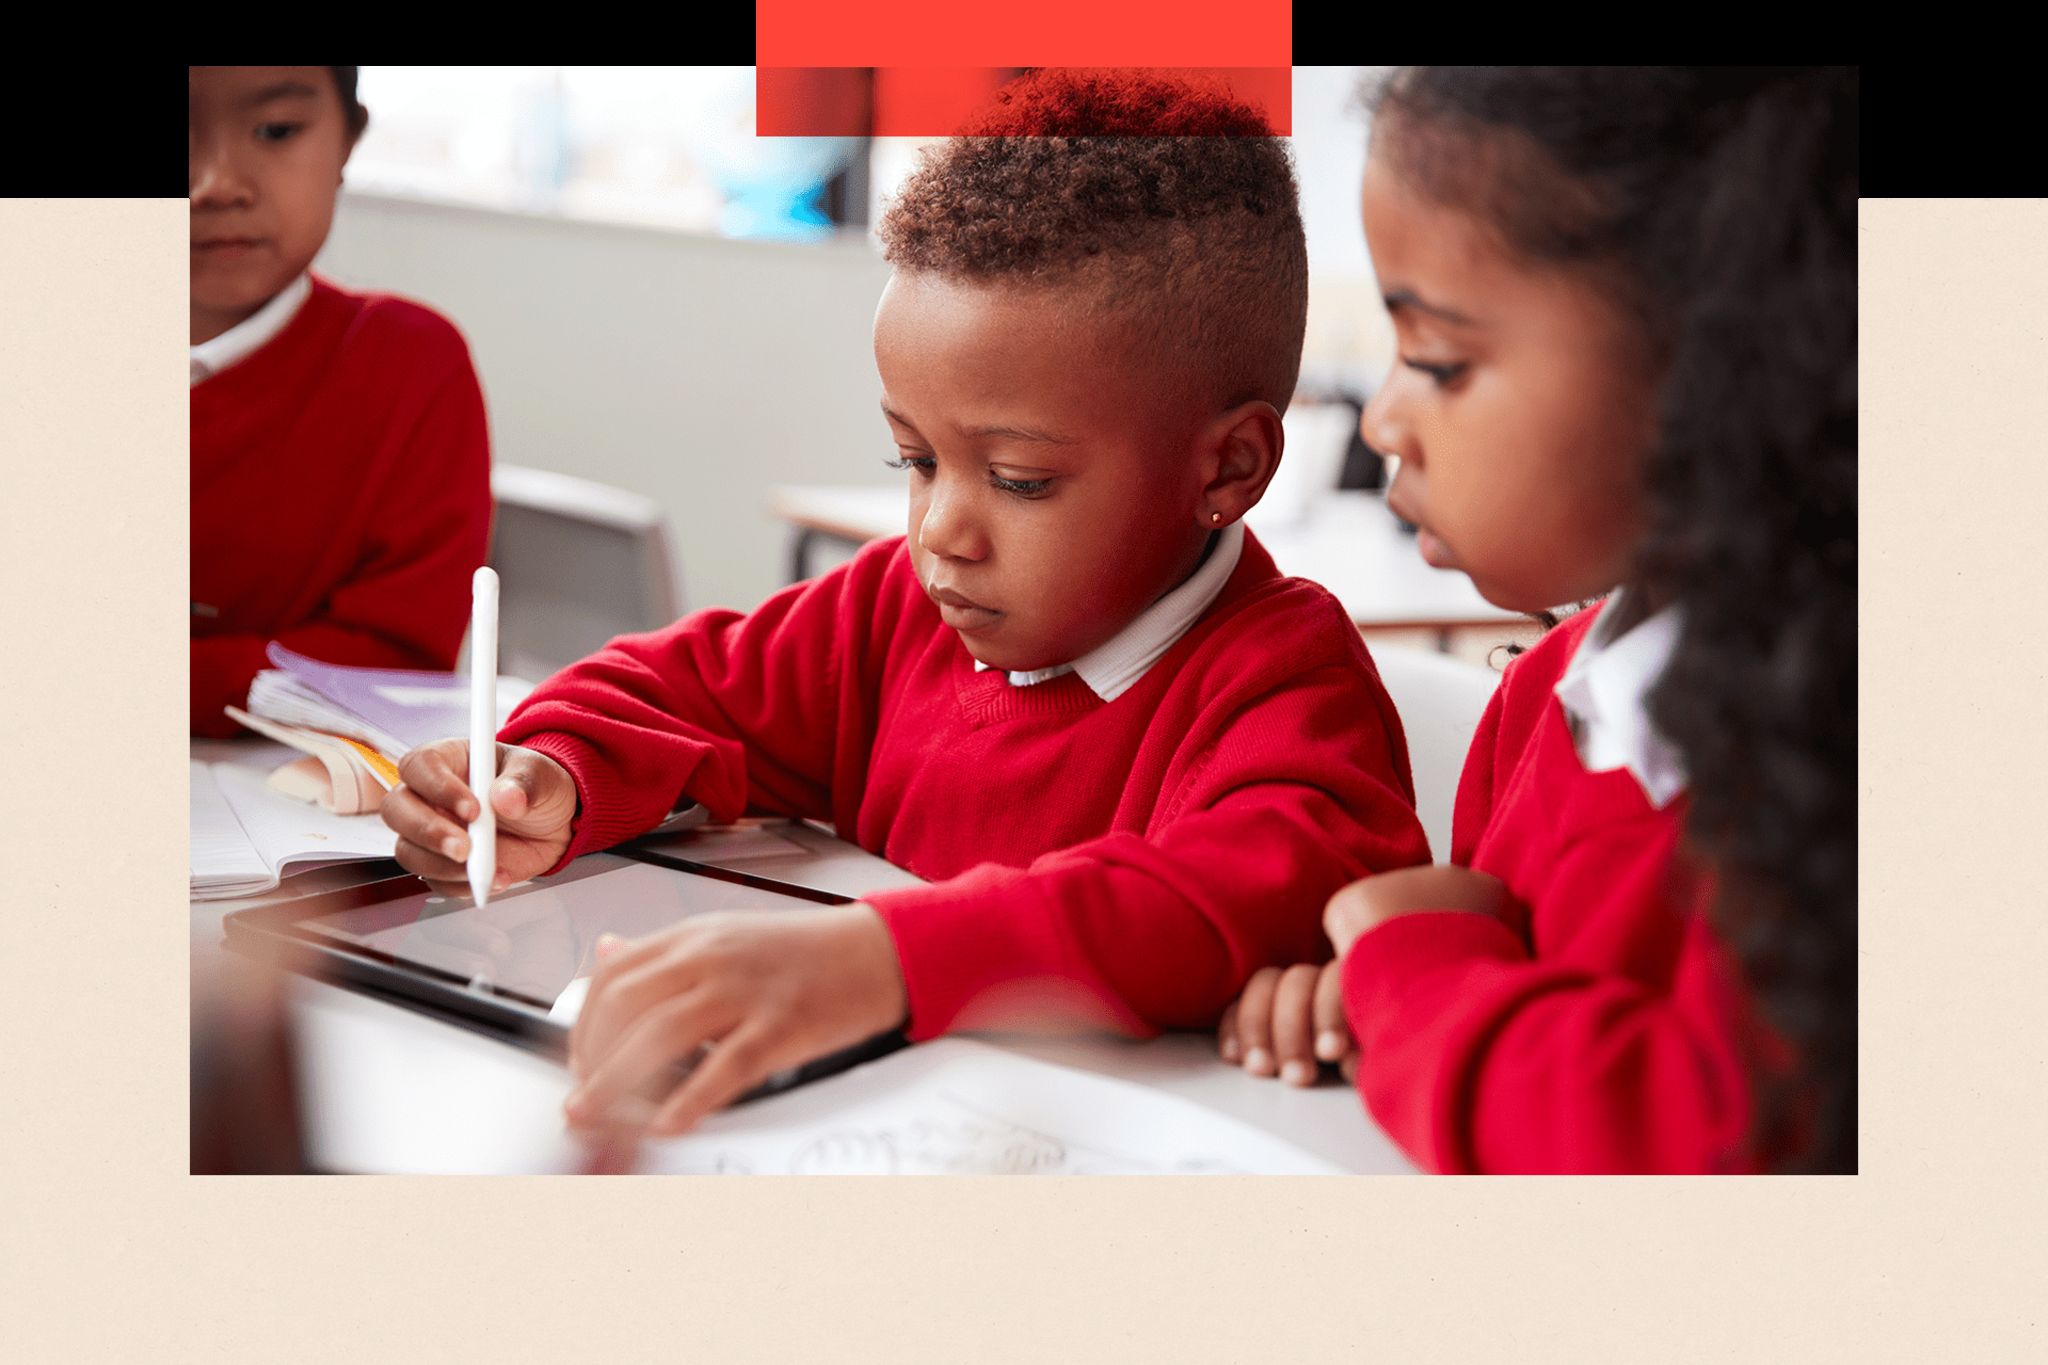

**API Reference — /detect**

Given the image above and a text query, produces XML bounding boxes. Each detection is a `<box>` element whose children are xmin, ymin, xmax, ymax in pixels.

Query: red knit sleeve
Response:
<box><xmin>864</xmin><ymin>655</ymin><xmax>1433</xmax><ymax>1041</ymax></box>
<box><xmin>497</xmin><ymin>539</ymin><xmax>905</xmax><ymax>867</ymax></box>
<box><xmin>188</xmin><ymin>348</ymin><xmax>491</xmax><ymax>735</ymax></box>
<box><xmin>1338</xmin><ymin>881</ymin><xmax>1757</xmax><ymax>1174</ymax></box>
<box><xmin>1336</xmin><ymin>612</ymin><xmax>1756</xmax><ymax>1173</ymax></box>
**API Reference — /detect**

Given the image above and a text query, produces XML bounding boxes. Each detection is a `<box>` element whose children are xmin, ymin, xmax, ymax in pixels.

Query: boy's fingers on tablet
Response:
<box><xmin>573</xmin><ymin>956</ymin><xmax>679</xmax><ymax>1072</ymax></box>
<box><xmin>570</xmin><ymin>934</ymin><xmax>653</xmax><ymax>1075</ymax></box>
<box><xmin>1270</xmin><ymin>964</ymin><xmax>1322</xmax><ymax>1086</ymax></box>
<box><xmin>1313</xmin><ymin>961</ymin><xmax>1350</xmax><ymax>1063</ymax></box>
<box><xmin>648</xmin><ymin>1023</ymin><xmax>784</xmax><ymax>1137</ymax></box>
<box><xmin>1216</xmin><ymin>997</ymin><xmax>1241</xmax><ymax>1062</ymax></box>
<box><xmin>1234</xmin><ymin>967</ymin><xmax>1281</xmax><ymax>1077</ymax></box>
<box><xmin>397</xmin><ymin>739</ymin><xmax>480</xmax><ymax>823</ymax></box>
<box><xmin>571</xmin><ymin>938</ymin><xmax>713</xmax><ymax>1080</ymax></box>
<box><xmin>565</xmin><ymin>989</ymin><xmax>729</xmax><ymax>1129</ymax></box>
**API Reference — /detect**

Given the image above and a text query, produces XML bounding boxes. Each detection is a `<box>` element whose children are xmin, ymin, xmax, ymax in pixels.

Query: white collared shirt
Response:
<box><xmin>972</xmin><ymin>520</ymin><xmax>1245</xmax><ymax>702</ymax></box>
<box><xmin>190</xmin><ymin>274</ymin><xmax>311</xmax><ymax>386</ymax></box>
<box><xmin>1552</xmin><ymin>588</ymin><xmax>1689</xmax><ymax>807</ymax></box>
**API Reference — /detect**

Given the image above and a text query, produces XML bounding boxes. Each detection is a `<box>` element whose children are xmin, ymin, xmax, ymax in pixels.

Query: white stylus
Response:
<box><xmin>467</xmin><ymin>566</ymin><xmax>499</xmax><ymax>906</ymax></box>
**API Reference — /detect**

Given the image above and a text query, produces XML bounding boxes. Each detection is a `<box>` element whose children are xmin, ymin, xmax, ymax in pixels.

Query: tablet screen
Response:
<box><xmin>291</xmin><ymin>853</ymin><xmax>825</xmax><ymax>1017</ymax></box>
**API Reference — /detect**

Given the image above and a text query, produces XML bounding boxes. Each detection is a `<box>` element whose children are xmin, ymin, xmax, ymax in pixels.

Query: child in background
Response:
<box><xmin>382</xmin><ymin>69</ymin><xmax>1431</xmax><ymax>1136</ymax></box>
<box><xmin>189</xmin><ymin>66</ymin><xmax>491</xmax><ymax>737</ymax></box>
<box><xmin>1219</xmin><ymin>66</ymin><xmax>1858</xmax><ymax>1173</ymax></box>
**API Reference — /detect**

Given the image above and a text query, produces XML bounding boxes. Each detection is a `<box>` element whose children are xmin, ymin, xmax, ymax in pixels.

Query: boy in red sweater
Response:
<box><xmin>189</xmin><ymin>66</ymin><xmax>491</xmax><ymax>736</ymax></box>
<box><xmin>383</xmin><ymin>70</ymin><xmax>1432</xmax><ymax>1137</ymax></box>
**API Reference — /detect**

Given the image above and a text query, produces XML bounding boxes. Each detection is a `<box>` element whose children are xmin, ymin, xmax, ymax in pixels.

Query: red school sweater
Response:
<box><xmin>1342</xmin><ymin>605</ymin><xmax>1766</xmax><ymax>1173</ymax></box>
<box><xmin>190</xmin><ymin>275</ymin><xmax>493</xmax><ymax>737</ymax></box>
<box><xmin>499</xmin><ymin>531</ymin><xmax>1432</xmax><ymax>1040</ymax></box>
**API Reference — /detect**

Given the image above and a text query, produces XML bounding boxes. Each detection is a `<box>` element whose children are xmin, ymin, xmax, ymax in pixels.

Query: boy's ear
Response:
<box><xmin>1197</xmin><ymin>400</ymin><xmax>1284</xmax><ymax>528</ymax></box>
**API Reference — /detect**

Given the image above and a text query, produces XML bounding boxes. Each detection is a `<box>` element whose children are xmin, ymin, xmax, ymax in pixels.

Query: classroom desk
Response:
<box><xmin>769</xmin><ymin>483</ymin><xmax>1526</xmax><ymax>649</ymax></box>
<box><xmin>192</xmin><ymin>739</ymin><xmax>1417</xmax><ymax>1175</ymax></box>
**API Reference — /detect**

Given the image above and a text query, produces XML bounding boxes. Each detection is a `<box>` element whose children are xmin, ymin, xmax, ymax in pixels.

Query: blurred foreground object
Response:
<box><xmin>191</xmin><ymin>946</ymin><xmax>309</xmax><ymax>1174</ymax></box>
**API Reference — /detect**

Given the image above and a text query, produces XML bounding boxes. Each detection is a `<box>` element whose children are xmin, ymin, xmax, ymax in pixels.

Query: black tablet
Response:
<box><xmin>221</xmin><ymin>847</ymin><xmax>906</xmax><ymax>1098</ymax></box>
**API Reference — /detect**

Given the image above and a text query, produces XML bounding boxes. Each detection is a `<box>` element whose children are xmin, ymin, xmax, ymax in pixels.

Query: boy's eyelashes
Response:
<box><xmin>255</xmin><ymin>122</ymin><xmax>305</xmax><ymax>144</ymax></box>
<box><xmin>990</xmin><ymin>472</ymin><xmax>1054</xmax><ymax>497</ymax></box>
<box><xmin>882</xmin><ymin>455</ymin><xmax>1055</xmax><ymax>499</ymax></box>
<box><xmin>1401</xmin><ymin>357</ymin><xmax>1470</xmax><ymax>388</ymax></box>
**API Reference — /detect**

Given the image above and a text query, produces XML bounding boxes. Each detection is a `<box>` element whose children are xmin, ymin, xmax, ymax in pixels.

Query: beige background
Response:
<box><xmin>0</xmin><ymin>196</ymin><xmax>2040</xmax><ymax>1358</ymax></box>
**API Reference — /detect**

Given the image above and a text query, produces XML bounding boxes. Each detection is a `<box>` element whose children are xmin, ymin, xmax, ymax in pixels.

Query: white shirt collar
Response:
<box><xmin>1553</xmin><ymin>588</ymin><xmax>1689</xmax><ymax>807</ymax></box>
<box><xmin>973</xmin><ymin>520</ymin><xmax>1245</xmax><ymax>702</ymax></box>
<box><xmin>190</xmin><ymin>274</ymin><xmax>311</xmax><ymax>386</ymax></box>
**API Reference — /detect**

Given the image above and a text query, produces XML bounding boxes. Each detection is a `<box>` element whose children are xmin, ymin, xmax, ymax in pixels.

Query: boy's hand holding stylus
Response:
<box><xmin>1218</xmin><ymin>865</ymin><xmax>1513</xmax><ymax>1086</ymax></box>
<box><xmin>384</xmin><ymin>739</ymin><xmax>578</xmax><ymax>895</ymax></box>
<box><xmin>382</xmin><ymin>736</ymin><xmax>910</xmax><ymax>1137</ymax></box>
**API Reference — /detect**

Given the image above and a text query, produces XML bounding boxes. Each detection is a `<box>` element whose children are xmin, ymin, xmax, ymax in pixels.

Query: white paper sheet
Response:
<box><xmin>290</xmin><ymin>987</ymin><xmax>1355</xmax><ymax>1175</ymax></box>
<box><xmin>190</xmin><ymin>761</ymin><xmax>399</xmax><ymax>899</ymax></box>
<box><xmin>641</xmin><ymin>1038</ymin><xmax>1345</xmax><ymax>1175</ymax></box>
<box><xmin>190</xmin><ymin>760</ymin><xmax>269</xmax><ymax>891</ymax></box>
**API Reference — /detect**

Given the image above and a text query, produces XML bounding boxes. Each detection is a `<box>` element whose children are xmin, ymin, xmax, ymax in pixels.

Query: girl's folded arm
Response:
<box><xmin>1341</xmin><ymin>902</ymin><xmax>1758</xmax><ymax>1174</ymax></box>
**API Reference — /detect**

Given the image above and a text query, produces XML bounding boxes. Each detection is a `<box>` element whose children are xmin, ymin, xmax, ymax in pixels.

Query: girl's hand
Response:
<box><xmin>1323</xmin><ymin>865</ymin><xmax>1513</xmax><ymax>955</ymax></box>
<box><xmin>383</xmin><ymin>740</ymin><xmax>578</xmax><ymax>895</ymax></box>
<box><xmin>564</xmin><ymin>904</ymin><xmax>909</xmax><ymax>1137</ymax></box>
<box><xmin>1216</xmin><ymin>962</ymin><xmax>1355</xmax><ymax>1087</ymax></box>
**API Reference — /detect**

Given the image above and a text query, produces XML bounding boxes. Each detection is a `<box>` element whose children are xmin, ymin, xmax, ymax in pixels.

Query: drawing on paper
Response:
<box><xmin>726</xmin><ymin>1090</ymin><xmax>1253</xmax><ymax>1176</ymax></box>
<box><xmin>642</xmin><ymin>1038</ymin><xmax>1347</xmax><ymax>1176</ymax></box>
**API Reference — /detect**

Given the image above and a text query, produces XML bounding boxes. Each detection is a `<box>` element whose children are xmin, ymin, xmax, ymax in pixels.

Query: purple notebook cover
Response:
<box><xmin>266</xmin><ymin>644</ymin><xmax>474</xmax><ymax>753</ymax></box>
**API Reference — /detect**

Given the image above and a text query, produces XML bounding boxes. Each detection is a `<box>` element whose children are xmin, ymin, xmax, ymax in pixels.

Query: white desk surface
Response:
<box><xmin>769</xmin><ymin>483</ymin><xmax>1524</xmax><ymax>634</ymax></box>
<box><xmin>193</xmin><ymin>739</ymin><xmax>1415</xmax><ymax>1175</ymax></box>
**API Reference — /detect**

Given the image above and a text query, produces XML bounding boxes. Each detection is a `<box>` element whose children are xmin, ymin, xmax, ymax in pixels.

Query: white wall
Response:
<box><xmin>315</xmin><ymin>78</ymin><xmax>1391</xmax><ymax>617</ymax></box>
<box><xmin>315</xmin><ymin>190</ymin><xmax>899</xmax><ymax>614</ymax></box>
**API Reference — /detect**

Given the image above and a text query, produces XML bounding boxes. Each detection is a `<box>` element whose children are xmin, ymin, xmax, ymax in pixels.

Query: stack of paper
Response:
<box><xmin>191</xmin><ymin>760</ymin><xmax>399</xmax><ymax>900</ymax></box>
<box><xmin>229</xmin><ymin>645</ymin><xmax>533</xmax><ymax>815</ymax></box>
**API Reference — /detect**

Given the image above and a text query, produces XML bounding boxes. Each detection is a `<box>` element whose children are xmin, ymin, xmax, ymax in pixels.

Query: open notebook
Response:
<box><xmin>191</xmin><ymin>760</ymin><xmax>398</xmax><ymax>900</ymax></box>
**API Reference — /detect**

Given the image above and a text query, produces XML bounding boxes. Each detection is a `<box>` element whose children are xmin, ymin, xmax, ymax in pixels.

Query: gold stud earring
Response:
<box><xmin>1210</xmin><ymin>511</ymin><xmax>1223</xmax><ymax>524</ymax></box>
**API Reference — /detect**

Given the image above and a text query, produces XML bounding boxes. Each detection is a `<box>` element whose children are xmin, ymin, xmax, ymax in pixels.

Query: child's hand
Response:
<box><xmin>382</xmin><ymin>739</ymin><xmax>578</xmax><ymax>894</ymax></box>
<box><xmin>1323</xmin><ymin>865</ymin><xmax>1513</xmax><ymax>955</ymax></box>
<box><xmin>1217</xmin><ymin>962</ymin><xmax>1354</xmax><ymax>1087</ymax></box>
<box><xmin>563</xmin><ymin>904</ymin><xmax>908</xmax><ymax>1137</ymax></box>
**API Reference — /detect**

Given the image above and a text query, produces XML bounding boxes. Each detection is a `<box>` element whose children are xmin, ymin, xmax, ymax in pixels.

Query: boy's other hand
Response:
<box><xmin>1217</xmin><ymin>962</ymin><xmax>1354</xmax><ymax>1087</ymax></box>
<box><xmin>564</xmin><ymin>904</ymin><xmax>909</xmax><ymax>1138</ymax></box>
<box><xmin>1322</xmin><ymin>864</ymin><xmax>1513</xmax><ymax>956</ymax></box>
<box><xmin>383</xmin><ymin>739</ymin><xmax>577</xmax><ymax>893</ymax></box>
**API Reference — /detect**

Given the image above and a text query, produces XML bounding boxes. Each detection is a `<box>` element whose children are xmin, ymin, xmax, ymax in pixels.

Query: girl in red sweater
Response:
<box><xmin>380</xmin><ymin>71</ymin><xmax>1432</xmax><ymax>1138</ymax></box>
<box><xmin>1219</xmin><ymin>67</ymin><xmax>1858</xmax><ymax>1173</ymax></box>
<box><xmin>189</xmin><ymin>66</ymin><xmax>491</xmax><ymax>736</ymax></box>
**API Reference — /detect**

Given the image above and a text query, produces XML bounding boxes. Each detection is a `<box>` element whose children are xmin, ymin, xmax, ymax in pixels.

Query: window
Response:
<box><xmin>349</xmin><ymin>66</ymin><xmax>865</xmax><ymax>240</ymax></box>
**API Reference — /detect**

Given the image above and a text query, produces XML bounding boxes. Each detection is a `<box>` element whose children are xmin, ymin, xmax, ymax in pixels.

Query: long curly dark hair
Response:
<box><xmin>1368</xmin><ymin>67</ymin><xmax>1858</xmax><ymax>1172</ymax></box>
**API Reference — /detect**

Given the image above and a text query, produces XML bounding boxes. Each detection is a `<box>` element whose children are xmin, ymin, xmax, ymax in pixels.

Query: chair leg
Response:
<box><xmin>788</xmin><ymin>528</ymin><xmax>820</xmax><ymax>584</ymax></box>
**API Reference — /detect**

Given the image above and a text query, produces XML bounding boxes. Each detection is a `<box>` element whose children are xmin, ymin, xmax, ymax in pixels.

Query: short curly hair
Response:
<box><xmin>877</xmin><ymin>69</ymin><xmax>1308</xmax><ymax>414</ymax></box>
